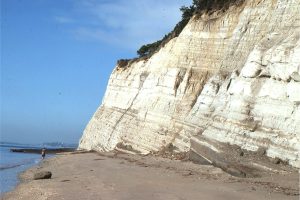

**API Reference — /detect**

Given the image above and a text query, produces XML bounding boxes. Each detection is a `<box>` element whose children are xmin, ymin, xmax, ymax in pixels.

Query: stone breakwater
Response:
<box><xmin>79</xmin><ymin>0</ymin><xmax>300</xmax><ymax>168</ymax></box>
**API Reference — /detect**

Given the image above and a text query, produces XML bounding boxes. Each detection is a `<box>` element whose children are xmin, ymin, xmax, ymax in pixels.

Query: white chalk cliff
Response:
<box><xmin>79</xmin><ymin>0</ymin><xmax>300</xmax><ymax>168</ymax></box>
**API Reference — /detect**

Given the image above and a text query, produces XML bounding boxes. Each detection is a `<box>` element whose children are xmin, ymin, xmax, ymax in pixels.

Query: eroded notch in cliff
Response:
<box><xmin>139</xmin><ymin>72</ymin><xmax>149</xmax><ymax>89</ymax></box>
<box><xmin>174</xmin><ymin>69</ymin><xmax>187</xmax><ymax>96</ymax></box>
<box><xmin>188</xmin><ymin>70</ymin><xmax>212</xmax><ymax>109</ymax></box>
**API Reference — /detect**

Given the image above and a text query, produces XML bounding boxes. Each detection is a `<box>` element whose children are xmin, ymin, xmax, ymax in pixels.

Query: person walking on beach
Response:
<box><xmin>41</xmin><ymin>148</ymin><xmax>46</xmax><ymax>159</ymax></box>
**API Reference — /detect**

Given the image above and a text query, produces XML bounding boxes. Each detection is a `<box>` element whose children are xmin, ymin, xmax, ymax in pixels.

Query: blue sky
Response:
<box><xmin>1</xmin><ymin>0</ymin><xmax>192</xmax><ymax>144</ymax></box>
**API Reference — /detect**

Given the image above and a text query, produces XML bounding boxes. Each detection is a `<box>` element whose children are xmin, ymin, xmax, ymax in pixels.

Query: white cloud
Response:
<box><xmin>58</xmin><ymin>0</ymin><xmax>192</xmax><ymax>50</ymax></box>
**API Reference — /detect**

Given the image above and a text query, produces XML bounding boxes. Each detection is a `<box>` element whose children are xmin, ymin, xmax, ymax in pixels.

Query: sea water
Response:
<box><xmin>0</xmin><ymin>142</ymin><xmax>77</xmax><ymax>195</ymax></box>
<box><xmin>0</xmin><ymin>143</ymin><xmax>43</xmax><ymax>194</ymax></box>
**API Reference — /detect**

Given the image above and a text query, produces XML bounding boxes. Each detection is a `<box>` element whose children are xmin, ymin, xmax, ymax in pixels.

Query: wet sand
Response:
<box><xmin>1</xmin><ymin>152</ymin><xmax>299</xmax><ymax>200</ymax></box>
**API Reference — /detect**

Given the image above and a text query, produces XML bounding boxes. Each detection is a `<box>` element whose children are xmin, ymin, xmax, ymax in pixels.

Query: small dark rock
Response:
<box><xmin>239</xmin><ymin>151</ymin><xmax>244</xmax><ymax>156</ymax></box>
<box><xmin>33</xmin><ymin>171</ymin><xmax>52</xmax><ymax>180</ymax></box>
<box><xmin>165</xmin><ymin>143</ymin><xmax>175</xmax><ymax>152</ymax></box>
<box><xmin>280</xmin><ymin>160</ymin><xmax>289</xmax><ymax>165</ymax></box>
<box><xmin>271</xmin><ymin>157</ymin><xmax>281</xmax><ymax>164</ymax></box>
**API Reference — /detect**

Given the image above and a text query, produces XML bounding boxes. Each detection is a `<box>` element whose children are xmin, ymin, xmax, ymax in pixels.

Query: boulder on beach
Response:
<box><xmin>33</xmin><ymin>171</ymin><xmax>52</xmax><ymax>180</ymax></box>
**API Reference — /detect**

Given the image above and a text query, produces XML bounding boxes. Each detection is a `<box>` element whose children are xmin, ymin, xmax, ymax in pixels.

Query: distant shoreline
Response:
<box><xmin>10</xmin><ymin>148</ymin><xmax>76</xmax><ymax>154</ymax></box>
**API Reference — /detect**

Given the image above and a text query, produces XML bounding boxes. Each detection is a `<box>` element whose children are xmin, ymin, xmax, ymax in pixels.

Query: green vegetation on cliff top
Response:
<box><xmin>136</xmin><ymin>0</ymin><xmax>244</xmax><ymax>58</ymax></box>
<box><xmin>116</xmin><ymin>0</ymin><xmax>244</xmax><ymax>69</ymax></box>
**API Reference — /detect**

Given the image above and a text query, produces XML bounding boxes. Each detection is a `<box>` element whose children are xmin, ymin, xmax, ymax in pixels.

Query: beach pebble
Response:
<box><xmin>33</xmin><ymin>171</ymin><xmax>52</xmax><ymax>180</ymax></box>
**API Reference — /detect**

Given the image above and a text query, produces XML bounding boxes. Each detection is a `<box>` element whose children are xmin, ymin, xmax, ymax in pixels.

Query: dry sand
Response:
<box><xmin>1</xmin><ymin>152</ymin><xmax>299</xmax><ymax>200</ymax></box>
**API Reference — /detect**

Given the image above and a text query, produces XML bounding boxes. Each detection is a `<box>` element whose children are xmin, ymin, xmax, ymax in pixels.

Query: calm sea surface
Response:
<box><xmin>0</xmin><ymin>142</ymin><xmax>77</xmax><ymax>195</ymax></box>
<box><xmin>0</xmin><ymin>142</ymin><xmax>68</xmax><ymax>195</ymax></box>
<box><xmin>0</xmin><ymin>143</ymin><xmax>43</xmax><ymax>194</ymax></box>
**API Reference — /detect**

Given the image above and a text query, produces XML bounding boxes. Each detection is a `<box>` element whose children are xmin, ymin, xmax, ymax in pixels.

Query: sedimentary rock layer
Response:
<box><xmin>79</xmin><ymin>0</ymin><xmax>300</xmax><ymax>168</ymax></box>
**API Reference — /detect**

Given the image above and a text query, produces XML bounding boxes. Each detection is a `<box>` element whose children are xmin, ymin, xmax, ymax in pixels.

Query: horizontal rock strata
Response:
<box><xmin>79</xmin><ymin>0</ymin><xmax>300</xmax><ymax>169</ymax></box>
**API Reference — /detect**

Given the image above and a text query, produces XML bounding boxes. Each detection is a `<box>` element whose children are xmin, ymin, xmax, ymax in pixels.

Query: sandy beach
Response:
<box><xmin>1</xmin><ymin>152</ymin><xmax>299</xmax><ymax>200</ymax></box>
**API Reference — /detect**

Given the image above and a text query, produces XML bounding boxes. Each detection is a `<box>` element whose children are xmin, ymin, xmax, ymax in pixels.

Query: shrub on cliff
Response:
<box><xmin>192</xmin><ymin>0</ymin><xmax>244</xmax><ymax>12</ymax></box>
<box><xmin>117</xmin><ymin>59</ymin><xmax>131</xmax><ymax>68</ymax></box>
<box><xmin>137</xmin><ymin>5</ymin><xmax>195</xmax><ymax>57</ymax></box>
<box><xmin>136</xmin><ymin>0</ymin><xmax>244</xmax><ymax>58</ymax></box>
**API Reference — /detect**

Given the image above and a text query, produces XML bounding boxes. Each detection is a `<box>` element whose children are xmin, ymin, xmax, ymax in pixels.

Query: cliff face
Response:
<box><xmin>79</xmin><ymin>0</ymin><xmax>300</xmax><ymax>168</ymax></box>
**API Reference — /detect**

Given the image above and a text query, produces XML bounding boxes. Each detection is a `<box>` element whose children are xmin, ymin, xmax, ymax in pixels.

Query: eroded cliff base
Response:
<box><xmin>115</xmin><ymin>139</ymin><xmax>298</xmax><ymax>179</ymax></box>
